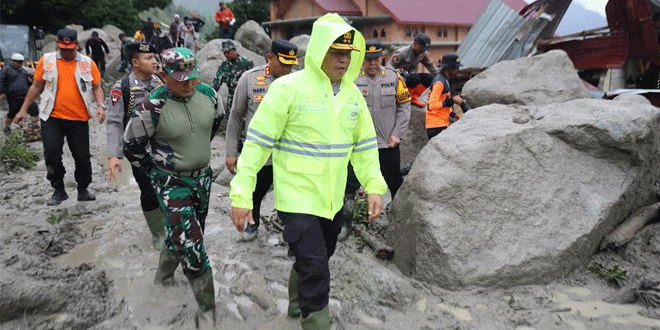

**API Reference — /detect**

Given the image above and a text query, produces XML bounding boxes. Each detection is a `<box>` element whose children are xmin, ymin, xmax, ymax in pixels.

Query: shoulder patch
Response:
<box><xmin>110</xmin><ymin>89</ymin><xmax>122</xmax><ymax>106</ymax></box>
<box><xmin>254</xmin><ymin>95</ymin><xmax>264</xmax><ymax>102</ymax></box>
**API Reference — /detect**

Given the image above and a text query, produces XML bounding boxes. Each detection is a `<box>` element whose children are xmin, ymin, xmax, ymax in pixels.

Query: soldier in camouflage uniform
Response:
<box><xmin>387</xmin><ymin>33</ymin><xmax>438</xmax><ymax>107</ymax></box>
<box><xmin>225</xmin><ymin>39</ymin><xmax>298</xmax><ymax>242</ymax></box>
<box><xmin>212</xmin><ymin>40</ymin><xmax>254</xmax><ymax>116</ymax></box>
<box><xmin>123</xmin><ymin>48</ymin><xmax>223</xmax><ymax>328</ymax></box>
<box><xmin>107</xmin><ymin>42</ymin><xmax>165</xmax><ymax>251</ymax></box>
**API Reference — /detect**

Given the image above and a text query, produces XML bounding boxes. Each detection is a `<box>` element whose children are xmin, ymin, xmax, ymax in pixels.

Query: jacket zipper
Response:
<box><xmin>184</xmin><ymin>102</ymin><xmax>195</xmax><ymax>132</ymax></box>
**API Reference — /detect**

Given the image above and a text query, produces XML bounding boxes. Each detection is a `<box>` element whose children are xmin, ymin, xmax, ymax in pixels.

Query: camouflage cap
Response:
<box><xmin>222</xmin><ymin>40</ymin><xmax>239</xmax><ymax>52</ymax></box>
<box><xmin>161</xmin><ymin>48</ymin><xmax>200</xmax><ymax>81</ymax></box>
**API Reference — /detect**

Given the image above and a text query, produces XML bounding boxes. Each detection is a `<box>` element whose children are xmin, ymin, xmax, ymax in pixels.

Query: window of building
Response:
<box><xmin>373</xmin><ymin>29</ymin><xmax>379</xmax><ymax>38</ymax></box>
<box><xmin>444</xmin><ymin>30</ymin><xmax>448</xmax><ymax>37</ymax></box>
<box><xmin>406</xmin><ymin>28</ymin><xmax>411</xmax><ymax>37</ymax></box>
<box><xmin>380</xmin><ymin>29</ymin><xmax>386</xmax><ymax>38</ymax></box>
<box><xmin>413</xmin><ymin>28</ymin><xmax>418</xmax><ymax>37</ymax></box>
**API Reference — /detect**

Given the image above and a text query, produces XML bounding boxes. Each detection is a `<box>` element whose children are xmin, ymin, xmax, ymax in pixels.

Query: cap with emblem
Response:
<box><xmin>125</xmin><ymin>42</ymin><xmax>155</xmax><ymax>59</ymax></box>
<box><xmin>271</xmin><ymin>39</ymin><xmax>298</xmax><ymax>65</ymax></box>
<box><xmin>57</xmin><ymin>28</ymin><xmax>78</xmax><ymax>49</ymax></box>
<box><xmin>91</xmin><ymin>31</ymin><xmax>99</xmax><ymax>37</ymax></box>
<box><xmin>364</xmin><ymin>39</ymin><xmax>382</xmax><ymax>59</ymax></box>
<box><xmin>222</xmin><ymin>40</ymin><xmax>239</xmax><ymax>52</ymax></box>
<box><xmin>414</xmin><ymin>33</ymin><xmax>431</xmax><ymax>51</ymax></box>
<box><xmin>330</xmin><ymin>30</ymin><xmax>359</xmax><ymax>51</ymax></box>
<box><xmin>161</xmin><ymin>47</ymin><xmax>199</xmax><ymax>81</ymax></box>
<box><xmin>439</xmin><ymin>53</ymin><xmax>462</xmax><ymax>70</ymax></box>
<box><xmin>11</xmin><ymin>53</ymin><xmax>24</xmax><ymax>62</ymax></box>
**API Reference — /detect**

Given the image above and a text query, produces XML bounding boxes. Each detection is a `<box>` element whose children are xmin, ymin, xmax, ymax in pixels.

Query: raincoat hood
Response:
<box><xmin>305</xmin><ymin>13</ymin><xmax>365</xmax><ymax>84</ymax></box>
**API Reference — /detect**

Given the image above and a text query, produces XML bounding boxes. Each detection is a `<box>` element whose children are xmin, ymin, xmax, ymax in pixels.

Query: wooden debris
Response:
<box><xmin>355</xmin><ymin>226</ymin><xmax>394</xmax><ymax>259</ymax></box>
<box><xmin>601</xmin><ymin>202</ymin><xmax>660</xmax><ymax>250</ymax></box>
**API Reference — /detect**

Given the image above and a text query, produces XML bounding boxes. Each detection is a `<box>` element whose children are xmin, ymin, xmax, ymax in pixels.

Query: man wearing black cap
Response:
<box><xmin>388</xmin><ymin>33</ymin><xmax>438</xmax><ymax>107</ymax></box>
<box><xmin>14</xmin><ymin>28</ymin><xmax>105</xmax><ymax>206</ymax></box>
<box><xmin>345</xmin><ymin>39</ymin><xmax>411</xmax><ymax>240</ymax></box>
<box><xmin>426</xmin><ymin>53</ymin><xmax>465</xmax><ymax>139</ymax></box>
<box><xmin>85</xmin><ymin>30</ymin><xmax>110</xmax><ymax>77</ymax></box>
<box><xmin>0</xmin><ymin>53</ymin><xmax>40</xmax><ymax>138</ymax></box>
<box><xmin>118</xmin><ymin>33</ymin><xmax>130</xmax><ymax>73</ymax></box>
<box><xmin>107</xmin><ymin>42</ymin><xmax>165</xmax><ymax>250</ymax></box>
<box><xmin>142</xmin><ymin>17</ymin><xmax>155</xmax><ymax>43</ymax></box>
<box><xmin>225</xmin><ymin>39</ymin><xmax>298</xmax><ymax>242</ymax></box>
<box><xmin>149</xmin><ymin>26</ymin><xmax>174</xmax><ymax>56</ymax></box>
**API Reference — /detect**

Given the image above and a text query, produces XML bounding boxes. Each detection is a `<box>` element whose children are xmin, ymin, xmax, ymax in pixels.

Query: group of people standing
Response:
<box><xmin>7</xmin><ymin>10</ymin><xmax>466</xmax><ymax>330</ymax></box>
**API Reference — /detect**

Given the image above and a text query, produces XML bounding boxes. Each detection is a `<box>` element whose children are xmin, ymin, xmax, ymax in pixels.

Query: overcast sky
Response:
<box><xmin>574</xmin><ymin>0</ymin><xmax>608</xmax><ymax>16</ymax></box>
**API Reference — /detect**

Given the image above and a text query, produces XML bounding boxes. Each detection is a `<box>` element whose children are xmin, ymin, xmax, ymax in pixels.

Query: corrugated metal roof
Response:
<box><xmin>456</xmin><ymin>0</ymin><xmax>530</xmax><ymax>68</ymax></box>
<box><xmin>314</xmin><ymin>0</ymin><xmax>362</xmax><ymax>16</ymax></box>
<box><xmin>377</xmin><ymin>0</ymin><xmax>528</xmax><ymax>25</ymax></box>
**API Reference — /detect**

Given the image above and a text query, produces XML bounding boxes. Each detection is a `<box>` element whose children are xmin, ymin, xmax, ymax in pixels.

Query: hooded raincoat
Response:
<box><xmin>230</xmin><ymin>13</ymin><xmax>387</xmax><ymax>220</ymax></box>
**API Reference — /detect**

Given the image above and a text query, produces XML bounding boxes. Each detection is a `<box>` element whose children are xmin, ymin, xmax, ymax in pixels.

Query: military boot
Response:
<box><xmin>154</xmin><ymin>248</ymin><xmax>180</xmax><ymax>286</ymax></box>
<box><xmin>300</xmin><ymin>305</ymin><xmax>331</xmax><ymax>330</ymax></box>
<box><xmin>288</xmin><ymin>267</ymin><xmax>301</xmax><ymax>318</ymax></box>
<box><xmin>143</xmin><ymin>208</ymin><xmax>166</xmax><ymax>250</ymax></box>
<box><xmin>190</xmin><ymin>271</ymin><xmax>216</xmax><ymax>329</ymax></box>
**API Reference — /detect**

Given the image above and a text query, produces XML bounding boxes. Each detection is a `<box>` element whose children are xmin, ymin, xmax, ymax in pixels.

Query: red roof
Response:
<box><xmin>314</xmin><ymin>0</ymin><xmax>362</xmax><ymax>16</ymax></box>
<box><xmin>377</xmin><ymin>0</ymin><xmax>529</xmax><ymax>25</ymax></box>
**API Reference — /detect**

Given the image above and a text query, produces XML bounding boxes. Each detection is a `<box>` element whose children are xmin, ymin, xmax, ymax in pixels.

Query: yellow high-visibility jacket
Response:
<box><xmin>230</xmin><ymin>13</ymin><xmax>387</xmax><ymax>220</ymax></box>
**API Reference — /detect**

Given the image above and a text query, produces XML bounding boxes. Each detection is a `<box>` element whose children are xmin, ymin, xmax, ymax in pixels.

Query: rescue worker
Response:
<box><xmin>123</xmin><ymin>48</ymin><xmax>223</xmax><ymax>328</ymax></box>
<box><xmin>341</xmin><ymin>39</ymin><xmax>411</xmax><ymax>240</ymax></box>
<box><xmin>149</xmin><ymin>27</ymin><xmax>174</xmax><ymax>56</ymax></box>
<box><xmin>387</xmin><ymin>33</ymin><xmax>437</xmax><ymax>107</ymax></box>
<box><xmin>190</xmin><ymin>12</ymin><xmax>206</xmax><ymax>33</ymax></box>
<box><xmin>85</xmin><ymin>31</ymin><xmax>110</xmax><ymax>77</ymax></box>
<box><xmin>118</xmin><ymin>33</ymin><xmax>130</xmax><ymax>73</ymax></box>
<box><xmin>225</xmin><ymin>39</ymin><xmax>298</xmax><ymax>242</ymax></box>
<box><xmin>215</xmin><ymin>1</ymin><xmax>235</xmax><ymax>39</ymax></box>
<box><xmin>14</xmin><ymin>28</ymin><xmax>105</xmax><ymax>206</ymax></box>
<box><xmin>107</xmin><ymin>42</ymin><xmax>165</xmax><ymax>250</ymax></box>
<box><xmin>212</xmin><ymin>39</ymin><xmax>253</xmax><ymax>116</ymax></box>
<box><xmin>169</xmin><ymin>14</ymin><xmax>181</xmax><ymax>46</ymax></box>
<box><xmin>229</xmin><ymin>14</ymin><xmax>387</xmax><ymax>329</ymax></box>
<box><xmin>0</xmin><ymin>53</ymin><xmax>40</xmax><ymax>138</ymax></box>
<box><xmin>142</xmin><ymin>17</ymin><xmax>155</xmax><ymax>43</ymax></box>
<box><xmin>426</xmin><ymin>54</ymin><xmax>465</xmax><ymax>140</ymax></box>
<box><xmin>133</xmin><ymin>29</ymin><xmax>145</xmax><ymax>42</ymax></box>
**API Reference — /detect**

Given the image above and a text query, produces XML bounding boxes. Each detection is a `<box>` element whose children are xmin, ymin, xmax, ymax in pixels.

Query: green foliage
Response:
<box><xmin>588</xmin><ymin>262</ymin><xmax>628</xmax><ymax>288</ymax></box>
<box><xmin>46</xmin><ymin>210</ymin><xmax>68</xmax><ymax>226</ymax></box>
<box><xmin>203</xmin><ymin>28</ymin><xmax>222</xmax><ymax>43</ymax></box>
<box><xmin>0</xmin><ymin>130</ymin><xmax>40</xmax><ymax>169</ymax></box>
<box><xmin>228</xmin><ymin>0</ymin><xmax>270</xmax><ymax>34</ymax></box>
<box><xmin>352</xmin><ymin>196</ymin><xmax>369</xmax><ymax>224</ymax></box>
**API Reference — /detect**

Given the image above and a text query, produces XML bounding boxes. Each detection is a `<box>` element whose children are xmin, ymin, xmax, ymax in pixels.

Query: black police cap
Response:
<box><xmin>330</xmin><ymin>30</ymin><xmax>358</xmax><ymax>51</ymax></box>
<box><xmin>125</xmin><ymin>42</ymin><xmax>155</xmax><ymax>59</ymax></box>
<box><xmin>271</xmin><ymin>39</ymin><xmax>299</xmax><ymax>65</ymax></box>
<box><xmin>364</xmin><ymin>39</ymin><xmax>382</xmax><ymax>59</ymax></box>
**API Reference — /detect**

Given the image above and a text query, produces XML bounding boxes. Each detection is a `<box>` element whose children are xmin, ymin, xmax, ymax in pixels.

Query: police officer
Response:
<box><xmin>225</xmin><ymin>39</ymin><xmax>298</xmax><ymax>242</ymax></box>
<box><xmin>107</xmin><ymin>42</ymin><xmax>166</xmax><ymax>250</ymax></box>
<box><xmin>341</xmin><ymin>39</ymin><xmax>411</xmax><ymax>240</ymax></box>
<box><xmin>387</xmin><ymin>33</ymin><xmax>437</xmax><ymax>107</ymax></box>
<box><xmin>212</xmin><ymin>40</ymin><xmax>254</xmax><ymax>116</ymax></box>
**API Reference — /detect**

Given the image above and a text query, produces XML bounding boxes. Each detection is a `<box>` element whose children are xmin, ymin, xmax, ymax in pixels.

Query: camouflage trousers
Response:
<box><xmin>150</xmin><ymin>167</ymin><xmax>213</xmax><ymax>279</ymax></box>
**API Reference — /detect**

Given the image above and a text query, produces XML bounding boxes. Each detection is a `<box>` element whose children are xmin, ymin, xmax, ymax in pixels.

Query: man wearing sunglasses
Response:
<box><xmin>123</xmin><ymin>47</ymin><xmax>223</xmax><ymax>328</ymax></box>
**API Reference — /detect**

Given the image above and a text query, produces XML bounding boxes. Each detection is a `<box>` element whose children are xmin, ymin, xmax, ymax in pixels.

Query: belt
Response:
<box><xmin>157</xmin><ymin>165</ymin><xmax>209</xmax><ymax>178</ymax></box>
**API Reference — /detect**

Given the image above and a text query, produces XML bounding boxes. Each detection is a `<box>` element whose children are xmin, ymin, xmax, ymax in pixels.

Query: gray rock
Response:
<box><xmin>289</xmin><ymin>34</ymin><xmax>309</xmax><ymax>70</ymax></box>
<box><xmin>463</xmin><ymin>50</ymin><xmax>591</xmax><ymax>108</ymax></box>
<box><xmin>101</xmin><ymin>25</ymin><xmax>125</xmax><ymax>44</ymax></box>
<box><xmin>388</xmin><ymin>94</ymin><xmax>660</xmax><ymax>289</ymax></box>
<box><xmin>65</xmin><ymin>24</ymin><xmax>84</xmax><ymax>33</ymax></box>
<box><xmin>234</xmin><ymin>20</ymin><xmax>271</xmax><ymax>57</ymax></box>
<box><xmin>400</xmin><ymin>91</ymin><xmax>429</xmax><ymax>165</ymax></box>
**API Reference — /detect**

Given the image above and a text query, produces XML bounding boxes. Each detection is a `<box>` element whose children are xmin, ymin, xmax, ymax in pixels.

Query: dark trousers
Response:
<box><xmin>426</xmin><ymin>126</ymin><xmax>447</xmax><ymax>140</ymax></box>
<box><xmin>252</xmin><ymin>164</ymin><xmax>273</xmax><ymax>228</ymax></box>
<box><xmin>92</xmin><ymin>56</ymin><xmax>106</xmax><ymax>76</ymax></box>
<box><xmin>219</xmin><ymin>26</ymin><xmax>233</xmax><ymax>39</ymax></box>
<box><xmin>379</xmin><ymin>146</ymin><xmax>403</xmax><ymax>198</ymax></box>
<box><xmin>278</xmin><ymin>211</ymin><xmax>343</xmax><ymax>317</ymax></box>
<box><xmin>41</xmin><ymin>117</ymin><xmax>91</xmax><ymax>191</ymax></box>
<box><xmin>131</xmin><ymin>164</ymin><xmax>159</xmax><ymax>212</ymax></box>
<box><xmin>7</xmin><ymin>97</ymin><xmax>38</xmax><ymax>119</ymax></box>
<box><xmin>405</xmin><ymin>73</ymin><xmax>434</xmax><ymax>89</ymax></box>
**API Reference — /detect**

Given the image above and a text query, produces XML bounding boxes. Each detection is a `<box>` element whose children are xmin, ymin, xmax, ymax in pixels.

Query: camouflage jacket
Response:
<box><xmin>212</xmin><ymin>56</ymin><xmax>254</xmax><ymax>112</ymax></box>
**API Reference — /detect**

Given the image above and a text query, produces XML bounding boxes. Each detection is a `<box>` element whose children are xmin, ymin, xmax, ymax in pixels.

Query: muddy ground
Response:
<box><xmin>3</xmin><ymin>109</ymin><xmax>660</xmax><ymax>330</ymax></box>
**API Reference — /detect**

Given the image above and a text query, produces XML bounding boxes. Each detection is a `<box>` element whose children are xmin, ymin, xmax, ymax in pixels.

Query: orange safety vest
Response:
<box><xmin>426</xmin><ymin>78</ymin><xmax>452</xmax><ymax>129</ymax></box>
<box><xmin>215</xmin><ymin>8</ymin><xmax>234</xmax><ymax>27</ymax></box>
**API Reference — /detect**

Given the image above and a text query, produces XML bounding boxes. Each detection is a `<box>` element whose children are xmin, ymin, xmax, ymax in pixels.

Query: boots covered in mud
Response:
<box><xmin>154</xmin><ymin>248</ymin><xmax>180</xmax><ymax>286</ymax></box>
<box><xmin>288</xmin><ymin>266</ymin><xmax>302</xmax><ymax>318</ymax></box>
<box><xmin>190</xmin><ymin>271</ymin><xmax>216</xmax><ymax>329</ymax></box>
<box><xmin>300</xmin><ymin>305</ymin><xmax>331</xmax><ymax>330</ymax></box>
<box><xmin>337</xmin><ymin>192</ymin><xmax>356</xmax><ymax>242</ymax></box>
<box><xmin>143</xmin><ymin>208</ymin><xmax>166</xmax><ymax>250</ymax></box>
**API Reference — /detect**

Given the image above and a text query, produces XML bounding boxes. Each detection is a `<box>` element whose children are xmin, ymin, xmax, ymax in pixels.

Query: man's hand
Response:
<box><xmin>367</xmin><ymin>194</ymin><xmax>383</xmax><ymax>221</ymax></box>
<box><xmin>107</xmin><ymin>157</ymin><xmax>122</xmax><ymax>183</ymax></box>
<box><xmin>0</xmin><ymin>94</ymin><xmax>6</xmax><ymax>100</ymax></box>
<box><xmin>388</xmin><ymin>135</ymin><xmax>400</xmax><ymax>148</ymax></box>
<box><xmin>452</xmin><ymin>95</ymin><xmax>465</xmax><ymax>105</ymax></box>
<box><xmin>225</xmin><ymin>156</ymin><xmax>238</xmax><ymax>174</ymax></box>
<box><xmin>12</xmin><ymin>109</ymin><xmax>27</xmax><ymax>126</ymax></box>
<box><xmin>96</xmin><ymin>106</ymin><xmax>105</xmax><ymax>124</ymax></box>
<box><xmin>231</xmin><ymin>207</ymin><xmax>255</xmax><ymax>232</ymax></box>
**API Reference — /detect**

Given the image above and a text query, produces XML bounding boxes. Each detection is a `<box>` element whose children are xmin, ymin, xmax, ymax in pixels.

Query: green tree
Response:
<box><xmin>228</xmin><ymin>0</ymin><xmax>270</xmax><ymax>34</ymax></box>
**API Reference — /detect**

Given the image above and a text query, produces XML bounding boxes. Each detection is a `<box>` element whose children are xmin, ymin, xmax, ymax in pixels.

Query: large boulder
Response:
<box><xmin>388</xmin><ymin>94</ymin><xmax>660</xmax><ymax>289</ymax></box>
<box><xmin>462</xmin><ymin>50</ymin><xmax>590</xmax><ymax>108</ymax></box>
<box><xmin>234</xmin><ymin>20</ymin><xmax>271</xmax><ymax>57</ymax></box>
<box><xmin>400</xmin><ymin>91</ymin><xmax>429</xmax><ymax>165</ymax></box>
<box><xmin>289</xmin><ymin>34</ymin><xmax>309</xmax><ymax>70</ymax></box>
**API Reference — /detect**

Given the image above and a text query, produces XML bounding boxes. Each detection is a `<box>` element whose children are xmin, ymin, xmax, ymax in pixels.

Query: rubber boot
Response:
<box><xmin>409</xmin><ymin>83</ymin><xmax>427</xmax><ymax>107</ymax></box>
<box><xmin>337</xmin><ymin>193</ymin><xmax>355</xmax><ymax>242</ymax></box>
<box><xmin>288</xmin><ymin>267</ymin><xmax>302</xmax><ymax>318</ymax></box>
<box><xmin>190</xmin><ymin>271</ymin><xmax>216</xmax><ymax>329</ymax></box>
<box><xmin>154</xmin><ymin>248</ymin><xmax>180</xmax><ymax>286</ymax></box>
<box><xmin>300</xmin><ymin>305</ymin><xmax>331</xmax><ymax>330</ymax></box>
<box><xmin>143</xmin><ymin>208</ymin><xmax>166</xmax><ymax>250</ymax></box>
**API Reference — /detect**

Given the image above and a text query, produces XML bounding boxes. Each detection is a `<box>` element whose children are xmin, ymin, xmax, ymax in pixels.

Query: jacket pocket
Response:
<box><xmin>381</xmin><ymin>87</ymin><xmax>396</xmax><ymax>108</ymax></box>
<box><xmin>285</xmin><ymin>156</ymin><xmax>324</xmax><ymax>176</ymax></box>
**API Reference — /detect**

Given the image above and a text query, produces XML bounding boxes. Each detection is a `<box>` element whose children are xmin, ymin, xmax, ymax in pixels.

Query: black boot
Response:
<box><xmin>47</xmin><ymin>189</ymin><xmax>69</xmax><ymax>206</ymax></box>
<box><xmin>77</xmin><ymin>188</ymin><xmax>96</xmax><ymax>201</ymax></box>
<box><xmin>337</xmin><ymin>193</ymin><xmax>355</xmax><ymax>242</ymax></box>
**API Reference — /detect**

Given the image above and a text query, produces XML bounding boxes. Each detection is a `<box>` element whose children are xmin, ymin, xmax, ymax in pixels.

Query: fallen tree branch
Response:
<box><xmin>355</xmin><ymin>226</ymin><xmax>394</xmax><ymax>259</ymax></box>
<box><xmin>600</xmin><ymin>202</ymin><xmax>660</xmax><ymax>250</ymax></box>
